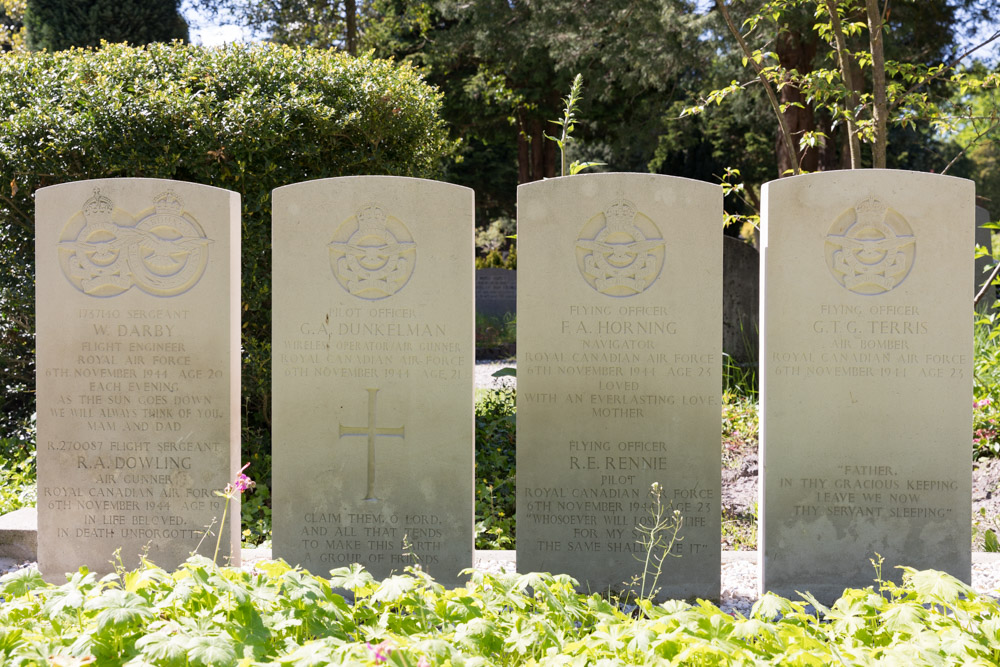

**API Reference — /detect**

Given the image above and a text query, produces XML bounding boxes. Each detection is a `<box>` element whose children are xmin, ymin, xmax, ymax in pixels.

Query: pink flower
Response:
<box><xmin>975</xmin><ymin>397</ymin><xmax>993</xmax><ymax>409</ymax></box>
<box><xmin>366</xmin><ymin>640</ymin><xmax>394</xmax><ymax>664</ymax></box>
<box><xmin>224</xmin><ymin>463</ymin><xmax>256</xmax><ymax>497</ymax></box>
<box><xmin>417</xmin><ymin>658</ymin><xmax>430</xmax><ymax>667</ymax></box>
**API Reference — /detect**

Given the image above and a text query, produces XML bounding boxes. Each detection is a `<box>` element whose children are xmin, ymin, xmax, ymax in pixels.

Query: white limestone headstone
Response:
<box><xmin>516</xmin><ymin>173</ymin><xmax>722</xmax><ymax>600</ymax></box>
<box><xmin>271</xmin><ymin>176</ymin><xmax>474</xmax><ymax>585</ymax></box>
<box><xmin>760</xmin><ymin>170</ymin><xmax>973</xmax><ymax>602</ymax></box>
<box><xmin>36</xmin><ymin>178</ymin><xmax>241</xmax><ymax>579</ymax></box>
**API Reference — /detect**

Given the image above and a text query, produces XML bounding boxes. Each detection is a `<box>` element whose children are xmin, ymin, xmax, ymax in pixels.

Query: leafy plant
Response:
<box><xmin>544</xmin><ymin>73</ymin><xmax>604</xmax><ymax>177</ymax></box>
<box><xmin>0</xmin><ymin>434</ymin><xmax>35</xmax><ymax>515</ymax></box>
<box><xmin>2</xmin><ymin>554</ymin><xmax>999</xmax><ymax>665</ymax></box>
<box><xmin>475</xmin><ymin>312</ymin><xmax>516</xmax><ymax>352</ymax></box>
<box><xmin>474</xmin><ymin>387</ymin><xmax>516</xmax><ymax>549</ymax></box>
<box><xmin>722</xmin><ymin>393</ymin><xmax>758</xmax><ymax>469</ymax></box>
<box><xmin>630</xmin><ymin>483</ymin><xmax>684</xmax><ymax>604</ymax></box>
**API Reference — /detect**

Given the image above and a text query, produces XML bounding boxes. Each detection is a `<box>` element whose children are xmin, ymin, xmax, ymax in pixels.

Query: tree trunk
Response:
<box><xmin>516</xmin><ymin>114</ymin><xmax>556</xmax><ymax>184</ymax></box>
<box><xmin>775</xmin><ymin>27</ymin><xmax>819</xmax><ymax>175</ymax></box>
<box><xmin>866</xmin><ymin>0</ymin><xmax>888</xmax><ymax>168</ymax></box>
<box><xmin>824</xmin><ymin>0</ymin><xmax>862</xmax><ymax>168</ymax></box>
<box><xmin>345</xmin><ymin>0</ymin><xmax>357</xmax><ymax>55</ymax></box>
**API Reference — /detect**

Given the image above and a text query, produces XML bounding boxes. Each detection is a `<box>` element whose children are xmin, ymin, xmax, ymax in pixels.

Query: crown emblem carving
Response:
<box><xmin>603</xmin><ymin>196</ymin><xmax>637</xmax><ymax>233</ymax></box>
<box><xmin>153</xmin><ymin>190</ymin><xmax>184</xmax><ymax>215</ymax></box>
<box><xmin>854</xmin><ymin>194</ymin><xmax>887</xmax><ymax>222</ymax></box>
<box><xmin>82</xmin><ymin>188</ymin><xmax>114</xmax><ymax>223</ymax></box>
<box><xmin>357</xmin><ymin>203</ymin><xmax>388</xmax><ymax>233</ymax></box>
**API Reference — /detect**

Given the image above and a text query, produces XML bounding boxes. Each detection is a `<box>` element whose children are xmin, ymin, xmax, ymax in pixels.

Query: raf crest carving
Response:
<box><xmin>825</xmin><ymin>195</ymin><xmax>916</xmax><ymax>295</ymax></box>
<box><xmin>58</xmin><ymin>189</ymin><xmax>213</xmax><ymax>297</ymax></box>
<box><xmin>575</xmin><ymin>194</ymin><xmax>666</xmax><ymax>297</ymax></box>
<box><xmin>329</xmin><ymin>203</ymin><xmax>416</xmax><ymax>300</ymax></box>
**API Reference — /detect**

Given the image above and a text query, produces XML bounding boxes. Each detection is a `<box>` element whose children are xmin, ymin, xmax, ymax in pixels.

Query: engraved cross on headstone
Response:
<box><xmin>338</xmin><ymin>388</ymin><xmax>405</xmax><ymax>500</ymax></box>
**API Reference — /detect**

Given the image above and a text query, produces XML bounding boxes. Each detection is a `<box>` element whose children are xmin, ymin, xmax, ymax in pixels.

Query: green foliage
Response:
<box><xmin>24</xmin><ymin>0</ymin><xmax>188</xmax><ymax>50</ymax></box>
<box><xmin>629</xmin><ymin>483</ymin><xmax>684</xmax><ymax>602</ymax></box>
<box><xmin>474</xmin><ymin>387</ymin><xmax>515</xmax><ymax>549</ymax></box>
<box><xmin>0</xmin><ymin>42</ymin><xmax>453</xmax><ymax>483</ymax></box>
<box><xmin>722</xmin><ymin>394</ymin><xmax>758</xmax><ymax>469</ymax></box>
<box><xmin>474</xmin><ymin>246</ymin><xmax>516</xmax><ymax>270</ymax></box>
<box><xmin>241</xmin><ymin>474</ymin><xmax>272</xmax><ymax>547</ymax></box>
<box><xmin>0</xmin><ymin>434</ymin><xmax>36</xmax><ymax>515</ymax></box>
<box><xmin>544</xmin><ymin>73</ymin><xmax>604</xmax><ymax>178</ymax></box>
<box><xmin>475</xmin><ymin>312</ymin><xmax>515</xmax><ymax>352</ymax></box>
<box><xmin>2</xmin><ymin>556</ymin><xmax>1000</xmax><ymax>665</ymax></box>
<box><xmin>0</xmin><ymin>0</ymin><xmax>26</xmax><ymax>51</ymax></box>
<box><xmin>974</xmin><ymin>308</ymin><xmax>1000</xmax><ymax>458</ymax></box>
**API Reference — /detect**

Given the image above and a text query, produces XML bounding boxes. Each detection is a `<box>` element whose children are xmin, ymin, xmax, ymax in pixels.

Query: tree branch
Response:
<box><xmin>889</xmin><ymin>29</ymin><xmax>1000</xmax><ymax>114</ymax></box>
<box><xmin>0</xmin><ymin>192</ymin><xmax>32</xmax><ymax>232</ymax></box>
<box><xmin>716</xmin><ymin>0</ymin><xmax>801</xmax><ymax>175</ymax></box>
<box><xmin>942</xmin><ymin>112</ymin><xmax>1000</xmax><ymax>176</ymax></box>
<box><xmin>824</xmin><ymin>0</ymin><xmax>862</xmax><ymax>169</ymax></box>
<box><xmin>976</xmin><ymin>262</ymin><xmax>1000</xmax><ymax>307</ymax></box>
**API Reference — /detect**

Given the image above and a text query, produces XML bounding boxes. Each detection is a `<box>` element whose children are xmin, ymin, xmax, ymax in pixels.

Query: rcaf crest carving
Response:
<box><xmin>58</xmin><ymin>189</ymin><xmax>213</xmax><ymax>297</ymax></box>
<box><xmin>825</xmin><ymin>194</ymin><xmax>915</xmax><ymax>295</ymax></box>
<box><xmin>328</xmin><ymin>203</ymin><xmax>416</xmax><ymax>300</ymax></box>
<box><xmin>575</xmin><ymin>195</ymin><xmax>665</xmax><ymax>297</ymax></box>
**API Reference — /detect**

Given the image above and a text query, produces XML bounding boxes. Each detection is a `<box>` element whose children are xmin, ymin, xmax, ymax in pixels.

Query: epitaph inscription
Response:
<box><xmin>37</xmin><ymin>179</ymin><xmax>240</xmax><ymax>579</ymax></box>
<box><xmin>518</xmin><ymin>173</ymin><xmax>721</xmax><ymax>600</ymax></box>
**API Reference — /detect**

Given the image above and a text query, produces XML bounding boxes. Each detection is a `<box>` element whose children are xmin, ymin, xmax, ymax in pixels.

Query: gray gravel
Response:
<box><xmin>475</xmin><ymin>360</ymin><xmax>516</xmax><ymax>391</ymax></box>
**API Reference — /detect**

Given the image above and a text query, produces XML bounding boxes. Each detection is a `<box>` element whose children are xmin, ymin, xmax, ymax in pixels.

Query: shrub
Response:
<box><xmin>475</xmin><ymin>387</ymin><xmax>516</xmax><ymax>548</ymax></box>
<box><xmin>0</xmin><ymin>41</ymin><xmax>453</xmax><ymax>496</ymax></box>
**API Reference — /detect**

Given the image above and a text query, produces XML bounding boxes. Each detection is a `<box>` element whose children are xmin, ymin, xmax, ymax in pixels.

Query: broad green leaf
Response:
<box><xmin>0</xmin><ymin>566</ymin><xmax>47</xmax><ymax>597</ymax></box>
<box><xmin>329</xmin><ymin>563</ymin><xmax>375</xmax><ymax>593</ymax></box>
<box><xmin>86</xmin><ymin>589</ymin><xmax>156</xmax><ymax>633</ymax></box>
<box><xmin>186</xmin><ymin>634</ymin><xmax>237</xmax><ymax>667</ymax></box>
<box><xmin>372</xmin><ymin>575</ymin><xmax>417</xmax><ymax>604</ymax></box>
<box><xmin>751</xmin><ymin>592</ymin><xmax>793</xmax><ymax>620</ymax></box>
<box><xmin>135</xmin><ymin>630</ymin><xmax>188</xmax><ymax>664</ymax></box>
<box><xmin>901</xmin><ymin>567</ymin><xmax>973</xmax><ymax>605</ymax></box>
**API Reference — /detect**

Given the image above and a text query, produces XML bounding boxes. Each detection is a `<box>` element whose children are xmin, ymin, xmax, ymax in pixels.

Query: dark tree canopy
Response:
<box><xmin>24</xmin><ymin>0</ymin><xmax>188</xmax><ymax>50</ymax></box>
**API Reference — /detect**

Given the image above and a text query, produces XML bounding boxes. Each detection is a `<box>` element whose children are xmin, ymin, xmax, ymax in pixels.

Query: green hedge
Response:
<box><xmin>0</xmin><ymin>42</ymin><xmax>454</xmax><ymax>480</ymax></box>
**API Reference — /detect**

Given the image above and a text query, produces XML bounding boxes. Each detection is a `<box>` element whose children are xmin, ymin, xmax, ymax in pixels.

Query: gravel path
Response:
<box><xmin>475</xmin><ymin>360</ymin><xmax>516</xmax><ymax>391</ymax></box>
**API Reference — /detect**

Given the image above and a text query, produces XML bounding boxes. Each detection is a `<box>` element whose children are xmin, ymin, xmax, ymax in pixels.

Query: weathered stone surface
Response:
<box><xmin>272</xmin><ymin>176</ymin><xmax>474</xmax><ymax>586</ymax></box>
<box><xmin>476</xmin><ymin>268</ymin><xmax>516</xmax><ymax>319</ymax></box>
<box><xmin>760</xmin><ymin>170</ymin><xmax>973</xmax><ymax>602</ymax></box>
<box><xmin>723</xmin><ymin>236</ymin><xmax>759</xmax><ymax>364</ymax></box>
<box><xmin>516</xmin><ymin>173</ymin><xmax>722</xmax><ymax>600</ymax></box>
<box><xmin>0</xmin><ymin>508</ymin><xmax>37</xmax><ymax>562</ymax></box>
<box><xmin>36</xmin><ymin>178</ymin><xmax>241</xmax><ymax>579</ymax></box>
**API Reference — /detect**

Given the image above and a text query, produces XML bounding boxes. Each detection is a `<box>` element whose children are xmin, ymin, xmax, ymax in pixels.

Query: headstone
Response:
<box><xmin>976</xmin><ymin>206</ymin><xmax>994</xmax><ymax>308</ymax></box>
<box><xmin>272</xmin><ymin>176</ymin><xmax>474</xmax><ymax>585</ymax></box>
<box><xmin>36</xmin><ymin>179</ymin><xmax>241</xmax><ymax>579</ymax></box>
<box><xmin>516</xmin><ymin>173</ymin><xmax>722</xmax><ymax>600</ymax></box>
<box><xmin>475</xmin><ymin>268</ymin><xmax>517</xmax><ymax>319</ymax></box>
<box><xmin>760</xmin><ymin>170</ymin><xmax>973</xmax><ymax>602</ymax></box>
<box><xmin>723</xmin><ymin>236</ymin><xmax>759</xmax><ymax>363</ymax></box>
